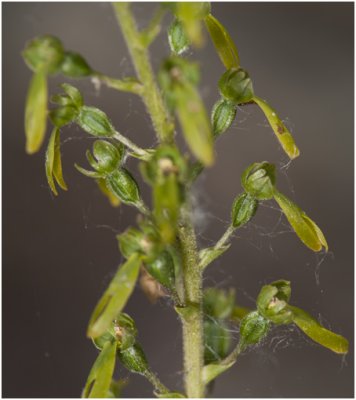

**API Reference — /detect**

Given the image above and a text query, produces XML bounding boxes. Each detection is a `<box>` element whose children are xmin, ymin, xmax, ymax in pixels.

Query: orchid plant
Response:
<box><xmin>23</xmin><ymin>3</ymin><xmax>348</xmax><ymax>398</ymax></box>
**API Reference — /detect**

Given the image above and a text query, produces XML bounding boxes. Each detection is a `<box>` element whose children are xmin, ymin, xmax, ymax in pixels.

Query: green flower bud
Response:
<box><xmin>49</xmin><ymin>105</ymin><xmax>78</xmax><ymax>128</ymax></box>
<box><xmin>146</xmin><ymin>251</ymin><xmax>175</xmax><ymax>292</ymax></box>
<box><xmin>231</xmin><ymin>192</ymin><xmax>258</xmax><ymax>228</ymax></box>
<box><xmin>22</xmin><ymin>35</ymin><xmax>64</xmax><ymax>74</ymax></box>
<box><xmin>60</xmin><ymin>51</ymin><xmax>92</xmax><ymax>77</ymax></box>
<box><xmin>211</xmin><ymin>98</ymin><xmax>236</xmax><ymax>136</ymax></box>
<box><xmin>118</xmin><ymin>343</ymin><xmax>149</xmax><ymax>375</ymax></box>
<box><xmin>241</xmin><ymin>162</ymin><xmax>276</xmax><ymax>200</ymax></box>
<box><xmin>239</xmin><ymin>311</ymin><xmax>270</xmax><ymax>350</ymax></box>
<box><xmin>218</xmin><ymin>68</ymin><xmax>254</xmax><ymax>104</ymax></box>
<box><xmin>203</xmin><ymin>288</ymin><xmax>235</xmax><ymax>320</ymax></box>
<box><xmin>168</xmin><ymin>19</ymin><xmax>190</xmax><ymax>55</ymax></box>
<box><xmin>105</xmin><ymin>169</ymin><xmax>141</xmax><ymax>206</ymax></box>
<box><xmin>256</xmin><ymin>280</ymin><xmax>293</xmax><ymax>325</ymax></box>
<box><xmin>204</xmin><ymin>320</ymin><xmax>231</xmax><ymax>363</ymax></box>
<box><xmin>90</xmin><ymin>140</ymin><xmax>123</xmax><ymax>174</ymax></box>
<box><xmin>77</xmin><ymin>106</ymin><xmax>115</xmax><ymax>137</ymax></box>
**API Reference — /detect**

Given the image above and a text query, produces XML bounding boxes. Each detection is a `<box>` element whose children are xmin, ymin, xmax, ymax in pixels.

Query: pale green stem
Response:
<box><xmin>144</xmin><ymin>370</ymin><xmax>170</xmax><ymax>395</ymax></box>
<box><xmin>93</xmin><ymin>72</ymin><xmax>144</xmax><ymax>95</ymax></box>
<box><xmin>214</xmin><ymin>224</ymin><xmax>235</xmax><ymax>250</ymax></box>
<box><xmin>113</xmin><ymin>131</ymin><xmax>150</xmax><ymax>160</ymax></box>
<box><xmin>178</xmin><ymin>206</ymin><xmax>204</xmax><ymax>398</ymax></box>
<box><xmin>113</xmin><ymin>3</ymin><xmax>174</xmax><ymax>143</ymax></box>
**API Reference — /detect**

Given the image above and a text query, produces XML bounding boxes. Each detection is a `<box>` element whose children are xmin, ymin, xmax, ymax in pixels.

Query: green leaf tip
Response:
<box><xmin>82</xmin><ymin>341</ymin><xmax>117</xmax><ymax>398</ymax></box>
<box><xmin>25</xmin><ymin>72</ymin><xmax>48</xmax><ymax>154</ymax></box>
<box><xmin>273</xmin><ymin>190</ymin><xmax>328</xmax><ymax>252</ymax></box>
<box><xmin>45</xmin><ymin>128</ymin><xmax>68</xmax><ymax>195</ymax></box>
<box><xmin>290</xmin><ymin>306</ymin><xmax>348</xmax><ymax>354</ymax></box>
<box><xmin>253</xmin><ymin>96</ymin><xmax>300</xmax><ymax>160</ymax></box>
<box><xmin>205</xmin><ymin>14</ymin><xmax>240</xmax><ymax>69</ymax></box>
<box><xmin>87</xmin><ymin>253</ymin><xmax>141</xmax><ymax>339</ymax></box>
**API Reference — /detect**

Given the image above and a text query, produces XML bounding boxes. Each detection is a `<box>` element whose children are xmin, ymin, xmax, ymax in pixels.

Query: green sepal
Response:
<box><xmin>87</xmin><ymin>253</ymin><xmax>142</xmax><ymax>338</ymax></box>
<box><xmin>146</xmin><ymin>251</ymin><xmax>176</xmax><ymax>292</ymax></box>
<box><xmin>49</xmin><ymin>105</ymin><xmax>78</xmax><ymax>128</ymax></box>
<box><xmin>204</xmin><ymin>319</ymin><xmax>231</xmax><ymax>363</ymax></box>
<box><xmin>211</xmin><ymin>98</ymin><xmax>236</xmax><ymax>137</ymax></box>
<box><xmin>241</xmin><ymin>162</ymin><xmax>276</xmax><ymax>200</ymax></box>
<box><xmin>60</xmin><ymin>51</ymin><xmax>93</xmax><ymax>77</ymax></box>
<box><xmin>168</xmin><ymin>18</ymin><xmax>190</xmax><ymax>55</ymax></box>
<box><xmin>50</xmin><ymin>94</ymin><xmax>73</xmax><ymax>106</ymax></box>
<box><xmin>82</xmin><ymin>341</ymin><xmax>117</xmax><ymax>398</ymax></box>
<box><xmin>231</xmin><ymin>192</ymin><xmax>258</xmax><ymax>228</ymax></box>
<box><xmin>45</xmin><ymin>127</ymin><xmax>68</xmax><ymax>195</ymax></box>
<box><xmin>92</xmin><ymin>323</ymin><xmax>116</xmax><ymax>351</ymax></box>
<box><xmin>253</xmin><ymin>96</ymin><xmax>300</xmax><ymax>159</ymax></box>
<box><xmin>203</xmin><ymin>288</ymin><xmax>235</xmax><ymax>320</ymax></box>
<box><xmin>22</xmin><ymin>35</ymin><xmax>64</xmax><ymax>74</ymax></box>
<box><xmin>105</xmin><ymin>169</ymin><xmax>141</xmax><ymax>207</ymax></box>
<box><xmin>118</xmin><ymin>343</ymin><xmax>149</xmax><ymax>375</ymax></box>
<box><xmin>199</xmin><ymin>244</ymin><xmax>230</xmax><ymax>270</ymax></box>
<box><xmin>96</xmin><ymin>178</ymin><xmax>121</xmax><ymax>207</ymax></box>
<box><xmin>239</xmin><ymin>311</ymin><xmax>270</xmax><ymax>350</ymax></box>
<box><xmin>77</xmin><ymin>106</ymin><xmax>115</xmax><ymax>137</ymax></box>
<box><xmin>174</xmin><ymin>82</ymin><xmax>214</xmax><ymax>166</ymax></box>
<box><xmin>204</xmin><ymin>14</ymin><xmax>240</xmax><ymax>69</ymax></box>
<box><xmin>202</xmin><ymin>359</ymin><xmax>235</xmax><ymax>386</ymax></box>
<box><xmin>25</xmin><ymin>72</ymin><xmax>47</xmax><ymax>154</ymax></box>
<box><xmin>273</xmin><ymin>190</ymin><xmax>328</xmax><ymax>252</ymax></box>
<box><xmin>114</xmin><ymin>313</ymin><xmax>138</xmax><ymax>351</ymax></box>
<box><xmin>290</xmin><ymin>306</ymin><xmax>348</xmax><ymax>354</ymax></box>
<box><xmin>60</xmin><ymin>83</ymin><xmax>84</xmax><ymax>108</ymax></box>
<box><xmin>74</xmin><ymin>164</ymin><xmax>104</xmax><ymax>179</ymax></box>
<box><xmin>219</xmin><ymin>68</ymin><xmax>254</xmax><ymax>105</ymax></box>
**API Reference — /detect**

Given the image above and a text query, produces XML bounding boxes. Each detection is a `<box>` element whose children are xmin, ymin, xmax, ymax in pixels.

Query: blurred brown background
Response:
<box><xmin>3</xmin><ymin>2</ymin><xmax>354</xmax><ymax>397</ymax></box>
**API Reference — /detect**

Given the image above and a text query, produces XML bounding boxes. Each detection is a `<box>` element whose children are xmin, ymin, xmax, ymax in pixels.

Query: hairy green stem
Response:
<box><xmin>178</xmin><ymin>207</ymin><xmax>204</xmax><ymax>398</ymax></box>
<box><xmin>113</xmin><ymin>3</ymin><xmax>174</xmax><ymax>143</ymax></box>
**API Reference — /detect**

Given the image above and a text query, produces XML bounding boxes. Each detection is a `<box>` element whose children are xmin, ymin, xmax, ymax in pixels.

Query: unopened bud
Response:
<box><xmin>211</xmin><ymin>98</ymin><xmax>236</xmax><ymax>136</ymax></box>
<box><xmin>231</xmin><ymin>192</ymin><xmax>258</xmax><ymax>228</ymax></box>
<box><xmin>77</xmin><ymin>106</ymin><xmax>115</xmax><ymax>137</ymax></box>
<box><xmin>60</xmin><ymin>51</ymin><xmax>92</xmax><ymax>77</ymax></box>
